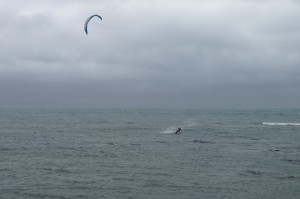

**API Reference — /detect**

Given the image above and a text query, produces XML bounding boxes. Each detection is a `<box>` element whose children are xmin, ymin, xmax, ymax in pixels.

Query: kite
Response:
<box><xmin>84</xmin><ymin>15</ymin><xmax>102</xmax><ymax>34</ymax></box>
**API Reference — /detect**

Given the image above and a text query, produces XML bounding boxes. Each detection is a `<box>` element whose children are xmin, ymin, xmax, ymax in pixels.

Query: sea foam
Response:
<box><xmin>262</xmin><ymin>122</ymin><xmax>300</xmax><ymax>126</ymax></box>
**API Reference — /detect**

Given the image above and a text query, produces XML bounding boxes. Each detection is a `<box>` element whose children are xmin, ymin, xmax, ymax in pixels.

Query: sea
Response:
<box><xmin>0</xmin><ymin>107</ymin><xmax>300</xmax><ymax>199</ymax></box>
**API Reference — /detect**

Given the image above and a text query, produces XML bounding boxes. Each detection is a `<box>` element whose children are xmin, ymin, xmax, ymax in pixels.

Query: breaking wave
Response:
<box><xmin>262</xmin><ymin>122</ymin><xmax>300</xmax><ymax>126</ymax></box>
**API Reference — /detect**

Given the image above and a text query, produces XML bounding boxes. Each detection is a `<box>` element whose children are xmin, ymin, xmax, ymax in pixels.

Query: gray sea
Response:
<box><xmin>1</xmin><ymin>107</ymin><xmax>300</xmax><ymax>199</ymax></box>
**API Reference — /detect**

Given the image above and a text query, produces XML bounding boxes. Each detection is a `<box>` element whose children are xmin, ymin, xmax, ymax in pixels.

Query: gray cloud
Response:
<box><xmin>0</xmin><ymin>0</ymin><xmax>300</xmax><ymax>108</ymax></box>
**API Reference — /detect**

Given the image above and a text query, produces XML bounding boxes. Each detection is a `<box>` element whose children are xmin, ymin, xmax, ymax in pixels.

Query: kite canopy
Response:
<box><xmin>84</xmin><ymin>15</ymin><xmax>102</xmax><ymax>34</ymax></box>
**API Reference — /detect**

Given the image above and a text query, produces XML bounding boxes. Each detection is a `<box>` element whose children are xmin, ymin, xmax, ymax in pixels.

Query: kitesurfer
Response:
<box><xmin>175</xmin><ymin>127</ymin><xmax>181</xmax><ymax>134</ymax></box>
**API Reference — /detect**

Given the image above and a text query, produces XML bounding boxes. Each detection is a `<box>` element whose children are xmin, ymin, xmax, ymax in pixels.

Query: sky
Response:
<box><xmin>0</xmin><ymin>0</ymin><xmax>300</xmax><ymax>108</ymax></box>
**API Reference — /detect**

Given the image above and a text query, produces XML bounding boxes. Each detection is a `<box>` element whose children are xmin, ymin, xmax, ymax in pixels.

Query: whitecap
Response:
<box><xmin>262</xmin><ymin>122</ymin><xmax>300</xmax><ymax>126</ymax></box>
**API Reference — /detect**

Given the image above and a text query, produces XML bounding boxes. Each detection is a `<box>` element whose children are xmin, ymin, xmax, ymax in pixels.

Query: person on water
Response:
<box><xmin>175</xmin><ymin>127</ymin><xmax>181</xmax><ymax>134</ymax></box>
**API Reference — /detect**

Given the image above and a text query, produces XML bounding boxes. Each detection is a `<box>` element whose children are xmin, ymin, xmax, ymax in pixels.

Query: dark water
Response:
<box><xmin>1</xmin><ymin>107</ymin><xmax>300</xmax><ymax>199</ymax></box>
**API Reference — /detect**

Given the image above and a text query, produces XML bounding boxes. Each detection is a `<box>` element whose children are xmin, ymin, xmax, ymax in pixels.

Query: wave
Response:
<box><xmin>262</xmin><ymin>122</ymin><xmax>300</xmax><ymax>126</ymax></box>
<box><xmin>189</xmin><ymin>140</ymin><xmax>214</xmax><ymax>144</ymax></box>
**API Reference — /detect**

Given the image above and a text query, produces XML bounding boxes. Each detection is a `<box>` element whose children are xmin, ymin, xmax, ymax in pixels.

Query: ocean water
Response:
<box><xmin>0</xmin><ymin>107</ymin><xmax>300</xmax><ymax>199</ymax></box>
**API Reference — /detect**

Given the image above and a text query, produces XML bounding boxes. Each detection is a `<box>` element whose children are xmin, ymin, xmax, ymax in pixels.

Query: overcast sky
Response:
<box><xmin>0</xmin><ymin>0</ymin><xmax>299</xmax><ymax>108</ymax></box>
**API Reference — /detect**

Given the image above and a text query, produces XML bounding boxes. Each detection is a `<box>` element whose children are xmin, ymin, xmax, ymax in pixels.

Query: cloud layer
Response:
<box><xmin>1</xmin><ymin>0</ymin><xmax>300</xmax><ymax>107</ymax></box>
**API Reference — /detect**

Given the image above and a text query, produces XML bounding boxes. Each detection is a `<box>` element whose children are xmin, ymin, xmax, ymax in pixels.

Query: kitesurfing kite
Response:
<box><xmin>84</xmin><ymin>14</ymin><xmax>102</xmax><ymax>34</ymax></box>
